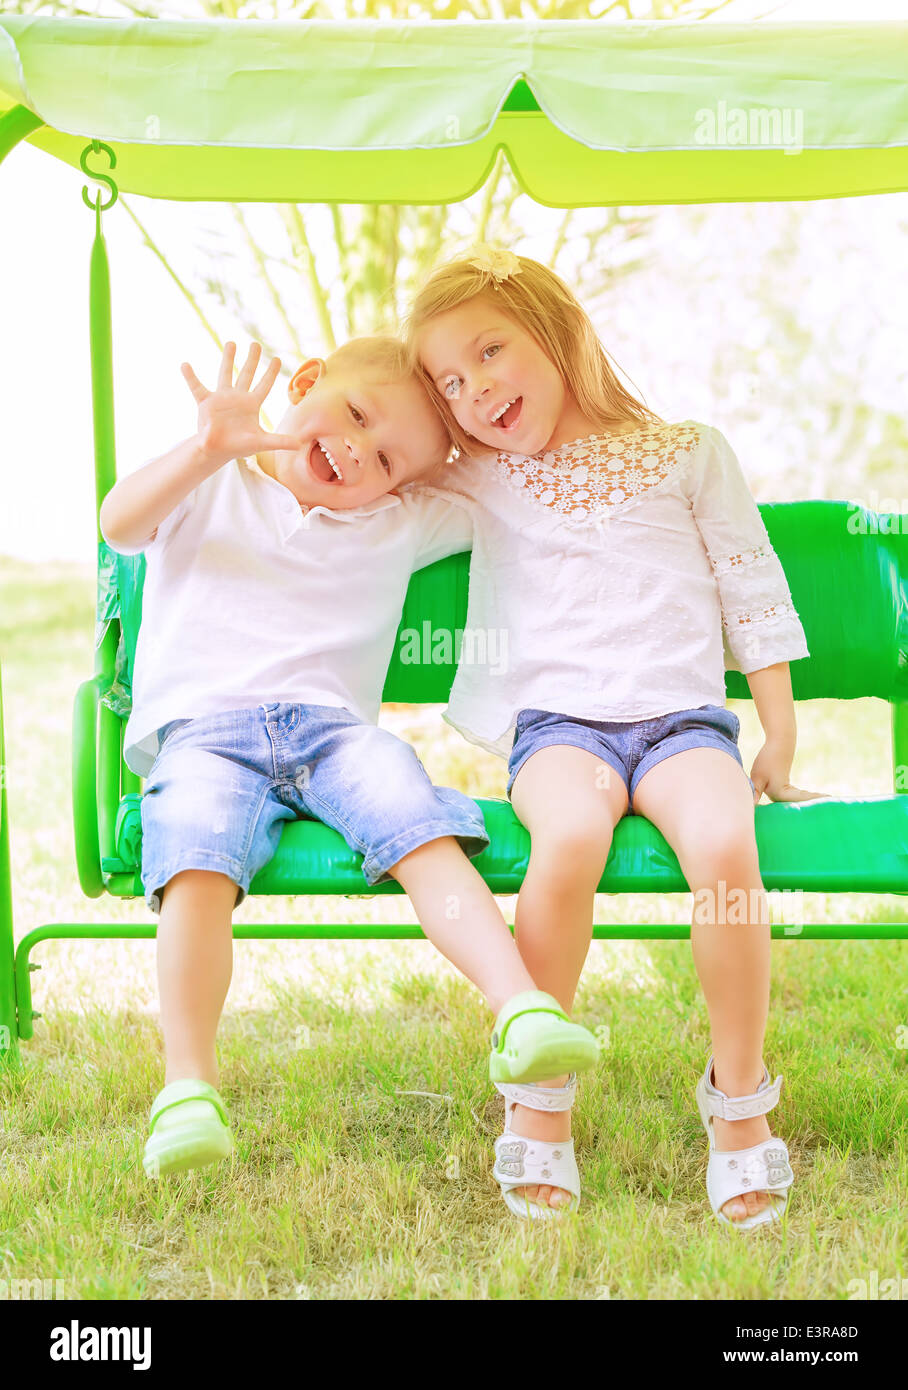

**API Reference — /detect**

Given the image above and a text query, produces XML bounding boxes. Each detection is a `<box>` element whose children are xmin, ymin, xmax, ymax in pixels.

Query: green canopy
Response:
<box><xmin>1</xmin><ymin>15</ymin><xmax>907</xmax><ymax>205</ymax></box>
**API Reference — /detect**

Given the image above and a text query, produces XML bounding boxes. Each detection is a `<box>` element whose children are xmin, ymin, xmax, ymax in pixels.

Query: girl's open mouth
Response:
<box><xmin>308</xmin><ymin>439</ymin><xmax>343</xmax><ymax>484</ymax></box>
<box><xmin>490</xmin><ymin>397</ymin><xmax>523</xmax><ymax>431</ymax></box>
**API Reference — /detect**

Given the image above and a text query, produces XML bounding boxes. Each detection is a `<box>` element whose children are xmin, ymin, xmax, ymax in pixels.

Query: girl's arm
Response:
<box><xmin>686</xmin><ymin>426</ymin><xmax>824</xmax><ymax>803</ymax></box>
<box><xmin>744</xmin><ymin>661</ymin><xmax>818</xmax><ymax>802</ymax></box>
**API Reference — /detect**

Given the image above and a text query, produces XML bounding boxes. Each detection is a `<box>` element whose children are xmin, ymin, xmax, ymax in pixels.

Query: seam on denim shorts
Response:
<box><xmin>233</xmin><ymin>776</ymin><xmax>286</xmax><ymax>872</ymax></box>
<box><xmin>363</xmin><ymin>814</ymin><xmax>490</xmax><ymax>884</ymax></box>
<box><xmin>264</xmin><ymin>709</ymin><xmax>293</xmax><ymax>780</ymax></box>
<box><xmin>299</xmin><ymin>782</ymin><xmax>370</xmax><ymax>855</ymax></box>
<box><xmin>143</xmin><ymin>847</ymin><xmax>247</xmax><ymax>910</ymax></box>
<box><xmin>630</xmin><ymin>735</ymin><xmax>744</xmax><ymax>797</ymax></box>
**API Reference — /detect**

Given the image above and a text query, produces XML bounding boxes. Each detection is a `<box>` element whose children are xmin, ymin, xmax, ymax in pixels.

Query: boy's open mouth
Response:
<box><xmin>489</xmin><ymin>397</ymin><xmax>523</xmax><ymax>431</ymax></box>
<box><xmin>308</xmin><ymin>438</ymin><xmax>344</xmax><ymax>484</ymax></box>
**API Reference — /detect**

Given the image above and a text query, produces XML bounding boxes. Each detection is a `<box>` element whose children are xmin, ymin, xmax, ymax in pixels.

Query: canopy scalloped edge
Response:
<box><xmin>2</xmin><ymin>17</ymin><xmax>908</xmax><ymax>206</ymax></box>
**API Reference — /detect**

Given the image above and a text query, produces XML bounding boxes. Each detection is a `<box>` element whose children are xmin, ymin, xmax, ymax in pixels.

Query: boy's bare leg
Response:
<box><xmin>387</xmin><ymin>837</ymin><xmax>537</xmax><ymax>1014</ymax></box>
<box><xmin>156</xmin><ymin>868</ymin><xmax>237</xmax><ymax>1086</ymax></box>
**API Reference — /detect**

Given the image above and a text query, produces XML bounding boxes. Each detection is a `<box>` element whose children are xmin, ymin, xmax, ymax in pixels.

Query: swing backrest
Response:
<box><xmin>107</xmin><ymin>497</ymin><xmax>908</xmax><ymax>719</ymax></box>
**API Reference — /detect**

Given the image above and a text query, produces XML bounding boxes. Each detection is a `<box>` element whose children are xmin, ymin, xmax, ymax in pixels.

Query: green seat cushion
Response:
<box><xmin>107</xmin><ymin>792</ymin><xmax>908</xmax><ymax>898</ymax></box>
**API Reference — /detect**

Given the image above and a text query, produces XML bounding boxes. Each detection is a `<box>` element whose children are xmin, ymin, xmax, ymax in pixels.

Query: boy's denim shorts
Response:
<box><xmin>140</xmin><ymin>703</ymin><xmax>489</xmax><ymax>914</ymax></box>
<box><xmin>506</xmin><ymin>704</ymin><xmax>754</xmax><ymax>812</ymax></box>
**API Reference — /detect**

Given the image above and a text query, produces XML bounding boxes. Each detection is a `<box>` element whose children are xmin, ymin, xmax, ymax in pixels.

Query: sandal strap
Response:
<box><xmin>706</xmin><ymin>1138</ymin><xmax>794</xmax><ymax>1216</ymax></box>
<box><xmin>149</xmin><ymin>1079</ymin><xmax>228</xmax><ymax>1132</ymax></box>
<box><xmin>494</xmin><ymin>1074</ymin><xmax>578</xmax><ymax>1112</ymax></box>
<box><xmin>493</xmin><ymin>1133</ymin><xmax>581</xmax><ymax>1203</ymax></box>
<box><xmin>700</xmin><ymin>1055</ymin><xmax>783</xmax><ymax>1121</ymax></box>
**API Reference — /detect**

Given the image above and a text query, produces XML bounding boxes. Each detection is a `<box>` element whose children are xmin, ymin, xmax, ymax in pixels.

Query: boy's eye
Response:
<box><xmin>443</xmin><ymin>377</ymin><xmax>462</xmax><ymax>401</ymax></box>
<box><xmin>349</xmin><ymin>404</ymin><xmax>365</xmax><ymax>425</ymax></box>
<box><xmin>379</xmin><ymin>452</ymin><xmax>392</xmax><ymax>476</ymax></box>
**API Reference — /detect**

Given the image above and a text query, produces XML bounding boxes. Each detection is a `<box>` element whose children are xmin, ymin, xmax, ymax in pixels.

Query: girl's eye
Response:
<box><xmin>481</xmin><ymin>344</ymin><xmax>501</xmax><ymax>360</ymax></box>
<box><xmin>379</xmin><ymin>452</ymin><xmax>392</xmax><ymax>476</ymax></box>
<box><xmin>349</xmin><ymin>404</ymin><xmax>365</xmax><ymax>425</ymax></box>
<box><xmin>443</xmin><ymin>377</ymin><xmax>462</xmax><ymax>401</ymax></box>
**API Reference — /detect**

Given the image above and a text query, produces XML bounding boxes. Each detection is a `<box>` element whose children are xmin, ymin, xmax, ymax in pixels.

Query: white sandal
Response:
<box><xmin>492</xmin><ymin>1074</ymin><xmax>580</xmax><ymax>1220</ymax></box>
<box><xmin>695</xmin><ymin>1054</ymin><xmax>795</xmax><ymax>1230</ymax></box>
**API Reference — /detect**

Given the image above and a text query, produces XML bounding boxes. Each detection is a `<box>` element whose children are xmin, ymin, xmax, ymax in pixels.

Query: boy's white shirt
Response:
<box><xmin>106</xmin><ymin>456</ymin><xmax>472</xmax><ymax>776</ymax></box>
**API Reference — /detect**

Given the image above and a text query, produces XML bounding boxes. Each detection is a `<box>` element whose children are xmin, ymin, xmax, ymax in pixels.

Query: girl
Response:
<box><xmin>406</xmin><ymin>245</ymin><xmax>822</xmax><ymax>1226</ymax></box>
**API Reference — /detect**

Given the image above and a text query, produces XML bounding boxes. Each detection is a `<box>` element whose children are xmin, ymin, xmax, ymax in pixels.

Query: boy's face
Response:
<box><xmin>266</xmin><ymin>360</ymin><xmax>449</xmax><ymax>509</ymax></box>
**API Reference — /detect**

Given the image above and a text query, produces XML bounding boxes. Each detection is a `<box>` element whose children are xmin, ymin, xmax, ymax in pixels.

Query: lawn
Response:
<box><xmin>0</xmin><ymin>557</ymin><xmax>905</xmax><ymax>1300</ymax></box>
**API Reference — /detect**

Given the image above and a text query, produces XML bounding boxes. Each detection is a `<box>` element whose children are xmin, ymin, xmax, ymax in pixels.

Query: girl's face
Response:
<box><xmin>416</xmin><ymin>296</ymin><xmax>586</xmax><ymax>456</ymax></box>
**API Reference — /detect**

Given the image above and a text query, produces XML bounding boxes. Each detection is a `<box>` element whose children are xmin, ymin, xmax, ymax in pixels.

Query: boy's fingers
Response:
<box><xmin>261</xmin><ymin>433</ymin><xmax>303</xmax><ymax>452</ymax></box>
<box><xmin>253</xmin><ymin>355</ymin><xmax>283</xmax><ymax>402</ymax></box>
<box><xmin>235</xmin><ymin>341</ymin><xmax>263</xmax><ymax>391</ymax></box>
<box><xmin>180</xmin><ymin>361</ymin><xmax>208</xmax><ymax>402</ymax></box>
<box><xmin>217</xmin><ymin>341</ymin><xmax>237</xmax><ymax>391</ymax></box>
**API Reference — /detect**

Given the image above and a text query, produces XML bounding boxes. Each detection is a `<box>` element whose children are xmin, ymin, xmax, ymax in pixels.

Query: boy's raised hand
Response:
<box><xmin>181</xmin><ymin>341</ymin><xmax>302</xmax><ymax>469</ymax></box>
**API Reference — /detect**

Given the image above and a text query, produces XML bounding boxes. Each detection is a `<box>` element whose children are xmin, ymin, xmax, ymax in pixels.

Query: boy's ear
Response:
<box><xmin>288</xmin><ymin>357</ymin><xmax>326</xmax><ymax>403</ymax></box>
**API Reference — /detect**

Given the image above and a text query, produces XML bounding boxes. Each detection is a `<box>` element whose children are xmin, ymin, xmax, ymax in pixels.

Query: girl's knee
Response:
<box><xmin>528</xmin><ymin>823</ymin><xmax>612</xmax><ymax>884</ymax></box>
<box><xmin>682</xmin><ymin>830</ymin><xmax>761</xmax><ymax>889</ymax></box>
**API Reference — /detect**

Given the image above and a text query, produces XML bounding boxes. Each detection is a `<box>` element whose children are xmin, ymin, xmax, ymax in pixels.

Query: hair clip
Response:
<box><xmin>466</xmin><ymin>244</ymin><xmax>523</xmax><ymax>285</ymax></box>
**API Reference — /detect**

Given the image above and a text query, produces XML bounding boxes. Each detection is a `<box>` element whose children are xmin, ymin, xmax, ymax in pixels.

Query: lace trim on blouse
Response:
<box><xmin>724</xmin><ymin>599</ymin><xmax>800</xmax><ymax>630</ymax></box>
<box><xmin>711</xmin><ymin>544</ymin><xmax>773</xmax><ymax>577</ymax></box>
<box><xmin>489</xmin><ymin>421</ymin><xmax>703</xmax><ymax>524</ymax></box>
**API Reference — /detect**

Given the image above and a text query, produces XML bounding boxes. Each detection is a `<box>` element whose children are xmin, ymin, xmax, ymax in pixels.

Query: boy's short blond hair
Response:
<box><xmin>325</xmin><ymin>335</ymin><xmax>456</xmax><ymax>478</ymax></box>
<box><xmin>325</xmin><ymin>335</ymin><xmax>411</xmax><ymax>382</ymax></box>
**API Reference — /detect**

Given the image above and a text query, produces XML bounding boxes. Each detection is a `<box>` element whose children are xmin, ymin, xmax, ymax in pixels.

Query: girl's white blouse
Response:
<box><xmin>422</xmin><ymin>419</ymin><xmax>810</xmax><ymax>759</ymax></box>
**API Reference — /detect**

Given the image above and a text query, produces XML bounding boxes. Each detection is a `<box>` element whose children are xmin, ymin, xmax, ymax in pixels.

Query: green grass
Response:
<box><xmin>1</xmin><ymin>556</ymin><xmax>906</xmax><ymax>1300</ymax></box>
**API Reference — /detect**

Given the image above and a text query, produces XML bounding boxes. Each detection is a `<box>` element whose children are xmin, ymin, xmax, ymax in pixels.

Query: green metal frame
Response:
<box><xmin>0</xmin><ymin>664</ymin><xmax>18</xmax><ymax>1065</ymax></box>
<box><xmin>1</xmin><ymin>99</ymin><xmax>906</xmax><ymax>1070</ymax></box>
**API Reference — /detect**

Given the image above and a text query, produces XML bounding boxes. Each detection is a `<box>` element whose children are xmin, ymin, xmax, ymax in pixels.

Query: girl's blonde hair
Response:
<box><xmin>404</xmin><ymin>251</ymin><xmax>664</xmax><ymax>459</ymax></box>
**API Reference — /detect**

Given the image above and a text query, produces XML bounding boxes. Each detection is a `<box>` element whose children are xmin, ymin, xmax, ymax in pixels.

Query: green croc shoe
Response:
<box><xmin>143</xmin><ymin>1079</ymin><xmax>234</xmax><ymax>1178</ymax></box>
<box><xmin>489</xmin><ymin>990</ymin><xmax>600</xmax><ymax>1084</ymax></box>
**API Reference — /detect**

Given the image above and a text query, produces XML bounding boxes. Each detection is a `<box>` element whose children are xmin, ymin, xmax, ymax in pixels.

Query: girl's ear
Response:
<box><xmin>288</xmin><ymin>358</ymin><xmax>325</xmax><ymax>403</ymax></box>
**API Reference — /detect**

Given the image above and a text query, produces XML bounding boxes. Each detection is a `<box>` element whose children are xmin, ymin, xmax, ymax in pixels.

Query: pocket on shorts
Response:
<box><xmin>159</xmin><ymin>718</ymin><xmax>192</xmax><ymax>747</ymax></box>
<box><xmin>703</xmin><ymin>704</ymin><xmax>740</xmax><ymax>739</ymax></box>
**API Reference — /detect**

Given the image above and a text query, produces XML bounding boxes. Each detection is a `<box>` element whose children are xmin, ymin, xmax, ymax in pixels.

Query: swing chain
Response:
<box><xmin>80</xmin><ymin>138</ymin><xmax>119</xmax><ymax>221</ymax></box>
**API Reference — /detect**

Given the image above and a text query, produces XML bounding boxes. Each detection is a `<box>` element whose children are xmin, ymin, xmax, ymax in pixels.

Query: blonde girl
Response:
<box><xmin>405</xmin><ymin>246</ymin><xmax>822</xmax><ymax>1226</ymax></box>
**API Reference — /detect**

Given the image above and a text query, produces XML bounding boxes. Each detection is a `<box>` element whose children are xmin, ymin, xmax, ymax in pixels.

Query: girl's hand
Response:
<box><xmin>749</xmin><ymin>740</ymin><xmax>828</xmax><ymax>805</ymax></box>
<box><xmin>181</xmin><ymin>341</ymin><xmax>303</xmax><ymax>470</ymax></box>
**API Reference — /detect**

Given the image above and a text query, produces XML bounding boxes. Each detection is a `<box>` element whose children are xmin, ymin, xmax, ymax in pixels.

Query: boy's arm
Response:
<box><xmin>404</xmin><ymin>486</ymin><xmax>474</xmax><ymax>570</ymax></box>
<box><xmin>100</xmin><ymin>341</ymin><xmax>299</xmax><ymax>554</ymax></box>
<box><xmin>99</xmin><ymin>434</ymin><xmax>220</xmax><ymax>553</ymax></box>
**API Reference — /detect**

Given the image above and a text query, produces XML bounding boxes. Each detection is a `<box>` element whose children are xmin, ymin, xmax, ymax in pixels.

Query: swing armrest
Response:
<box><xmin>72</xmin><ymin>678</ymin><xmax>104</xmax><ymax>898</ymax></box>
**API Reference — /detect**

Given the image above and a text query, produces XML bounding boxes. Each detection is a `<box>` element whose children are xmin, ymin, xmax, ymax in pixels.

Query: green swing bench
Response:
<box><xmin>1</xmin><ymin>16</ymin><xmax>907</xmax><ymax>1068</ymax></box>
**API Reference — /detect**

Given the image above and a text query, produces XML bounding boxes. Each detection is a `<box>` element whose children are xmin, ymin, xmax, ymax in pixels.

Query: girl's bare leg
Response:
<box><xmin>505</xmin><ymin>747</ymin><xmax>630</xmax><ymax>1209</ymax></box>
<box><xmin>632</xmin><ymin>748</ymin><xmax>774</xmax><ymax>1223</ymax></box>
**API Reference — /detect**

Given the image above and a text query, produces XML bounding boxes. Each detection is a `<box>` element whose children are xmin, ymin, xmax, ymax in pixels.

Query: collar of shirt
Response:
<box><xmin>242</xmin><ymin>456</ymin><xmax>402</xmax><ymax>540</ymax></box>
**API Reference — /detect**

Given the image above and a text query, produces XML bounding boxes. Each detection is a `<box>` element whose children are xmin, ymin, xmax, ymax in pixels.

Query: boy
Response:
<box><xmin>100</xmin><ymin>337</ymin><xmax>598</xmax><ymax>1178</ymax></box>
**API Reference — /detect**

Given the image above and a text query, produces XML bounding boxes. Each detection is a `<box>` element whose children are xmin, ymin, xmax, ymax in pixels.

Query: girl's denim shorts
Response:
<box><xmin>506</xmin><ymin>703</ymin><xmax>753</xmax><ymax>811</ymax></box>
<box><xmin>140</xmin><ymin>703</ymin><xmax>489</xmax><ymax>914</ymax></box>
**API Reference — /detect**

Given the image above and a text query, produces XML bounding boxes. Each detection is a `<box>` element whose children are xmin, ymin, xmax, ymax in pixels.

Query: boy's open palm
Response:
<box><xmin>181</xmin><ymin>341</ymin><xmax>302</xmax><ymax>468</ymax></box>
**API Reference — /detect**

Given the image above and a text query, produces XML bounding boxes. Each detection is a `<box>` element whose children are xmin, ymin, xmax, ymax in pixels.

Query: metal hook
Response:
<box><xmin>80</xmin><ymin>138</ymin><xmax>119</xmax><ymax>214</ymax></box>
